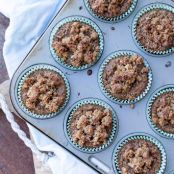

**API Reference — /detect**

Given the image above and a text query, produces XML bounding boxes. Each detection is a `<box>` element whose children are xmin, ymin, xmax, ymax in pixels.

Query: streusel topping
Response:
<box><xmin>70</xmin><ymin>104</ymin><xmax>113</xmax><ymax>147</ymax></box>
<box><xmin>103</xmin><ymin>55</ymin><xmax>149</xmax><ymax>100</ymax></box>
<box><xmin>118</xmin><ymin>139</ymin><xmax>161</xmax><ymax>174</ymax></box>
<box><xmin>21</xmin><ymin>70</ymin><xmax>66</xmax><ymax>115</ymax></box>
<box><xmin>152</xmin><ymin>91</ymin><xmax>174</xmax><ymax>133</ymax></box>
<box><xmin>52</xmin><ymin>21</ymin><xmax>100</xmax><ymax>67</ymax></box>
<box><xmin>88</xmin><ymin>0</ymin><xmax>132</xmax><ymax>18</ymax></box>
<box><xmin>136</xmin><ymin>9</ymin><xmax>174</xmax><ymax>52</ymax></box>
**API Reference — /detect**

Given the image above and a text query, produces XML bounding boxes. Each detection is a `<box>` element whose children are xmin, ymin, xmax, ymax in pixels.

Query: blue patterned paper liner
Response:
<box><xmin>15</xmin><ymin>64</ymin><xmax>70</xmax><ymax>119</ymax></box>
<box><xmin>49</xmin><ymin>16</ymin><xmax>104</xmax><ymax>70</ymax></box>
<box><xmin>65</xmin><ymin>98</ymin><xmax>119</xmax><ymax>153</ymax></box>
<box><xmin>98</xmin><ymin>50</ymin><xmax>153</xmax><ymax>105</ymax></box>
<box><xmin>146</xmin><ymin>85</ymin><xmax>174</xmax><ymax>139</ymax></box>
<box><xmin>113</xmin><ymin>133</ymin><xmax>167</xmax><ymax>174</ymax></box>
<box><xmin>84</xmin><ymin>0</ymin><xmax>138</xmax><ymax>23</ymax></box>
<box><xmin>132</xmin><ymin>3</ymin><xmax>174</xmax><ymax>56</ymax></box>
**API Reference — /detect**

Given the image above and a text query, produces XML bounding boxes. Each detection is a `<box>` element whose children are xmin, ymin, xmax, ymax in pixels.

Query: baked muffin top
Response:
<box><xmin>52</xmin><ymin>21</ymin><xmax>100</xmax><ymax>67</ymax></box>
<box><xmin>136</xmin><ymin>9</ymin><xmax>174</xmax><ymax>52</ymax></box>
<box><xmin>21</xmin><ymin>70</ymin><xmax>66</xmax><ymax>115</ymax></box>
<box><xmin>118</xmin><ymin>139</ymin><xmax>161</xmax><ymax>174</ymax></box>
<box><xmin>70</xmin><ymin>104</ymin><xmax>113</xmax><ymax>147</ymax></box>
<box><xmin>103</xmin><ymin>54</ymin><xmax>149</xmax><ymax>100</ymax></box>
<box><xmin>88</xmin><ymin>0</ymin><xmax>132</xmax><ymax>18</ymax></box>
<box><xmin>151</xmin><ymin>91</ymin><xmax>174</xmax><ymax>134</ymax></box>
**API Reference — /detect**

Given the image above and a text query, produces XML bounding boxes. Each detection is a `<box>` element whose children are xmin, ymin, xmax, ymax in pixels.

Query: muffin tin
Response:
<box><xmin>10</xmin><ymin>0</ymin><xmax>174</xmax><ymax>173</ymax></box>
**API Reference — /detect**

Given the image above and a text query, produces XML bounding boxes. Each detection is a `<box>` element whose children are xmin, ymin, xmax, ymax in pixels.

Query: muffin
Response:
<box><xmin>133</xmin><ymin>3</ymin><xmax>174</xmax><ymax>55</ymax></box>
<box><xmin>118</xmin><ymin>139</ymin><xmax>161</xmax><ymax>174</ymax></box>
<box><xmin>99</xmin><ymin>51</ymin><xmax>152</xmax><ymax>104</ymax></box>
<box><xmin>113</xmin><ymin>134</ymin><xmax>167</xmax><ymax>174</ymax></box>
<box><xmin>50</xmin><ymin>16</ymin><xmax>104</xmax><ymax>70</ymax></box>
<box><xmin>84</xmin><ymin>0</ymin><xmax>138</xmax><ymax>22</ymax></box>
<box><xmin>66</xmin><ymin>99</ymin><xmax>118</xmax><ymax>152</ymax></box>
<box><xmin>17</xmin><ymin>65</ymin><xmax>70</xmax><ymax>118</ymax></box>
<box><xmin>21</xmin><ymin>70</ymin><xmax>66</xmax><ymax>115</ymax></box>
<box><xmin>151</xmin><ymin>91</ymin><xmax>174</xmax><ymax>134</ymax></box>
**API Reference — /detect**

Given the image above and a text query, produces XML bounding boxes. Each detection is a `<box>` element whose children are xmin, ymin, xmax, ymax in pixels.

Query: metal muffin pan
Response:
<box><xmin>10</xmin><ymin>0</ymin><xmax>174</xmax><ymax>173</ymax></box>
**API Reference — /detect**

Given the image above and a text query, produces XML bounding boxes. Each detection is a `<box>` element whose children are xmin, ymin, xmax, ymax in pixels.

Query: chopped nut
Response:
<box><xmin>130</xmin><ymin>104</ymin><xmax>135</xmax><ymax>109</ymax></box>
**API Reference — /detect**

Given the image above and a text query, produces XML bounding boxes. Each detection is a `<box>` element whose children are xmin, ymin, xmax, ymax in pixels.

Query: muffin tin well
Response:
<box><xmin>98</xmin><ymin>50</ymin><xmax>153</xmax><ymax>104</ymax></box>
<box><xmin>132</xmin><ymin>3</ymin><xmax>174</xmax><ymax>56</ymax></box>
<box><xmin>49</xmin><ymin>16</ymin><xmax>104</xmax><ymax>70</ymax></box>
<box><xmin>65</xmin><ymin>98</ymin><xmax>118</xmax><ymax>153</ymax></box>
<box><xmin>146</xmin><ymin>85</ymin><xmax>174</xmax><ymax>139</ymax></box>
<box><xmin>84</xmin><ymin>0</ymin><xmax>138</xmax><ymax>23</ymax></box>
<box><xmin>10</xmin><ymin>0</ymin><xmax>174</xmax><ymax>173</ymax></box>
<box><xmin>113</xmin><ymin>133</ymin><xmax>167</xmax><ymax>174</ymax></box>
<box><xmin>15</xmin><ymin>64</ymin><xmax>70</xmax><ymax>119</ymax></box>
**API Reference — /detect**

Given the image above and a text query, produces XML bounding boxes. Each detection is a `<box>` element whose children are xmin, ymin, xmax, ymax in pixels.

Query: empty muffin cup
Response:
<box><xmin>49</xmin><ymin>16</ymin><xmax>104</xmax><ymax>70</ymax></box>
<box><xmin>98</xmin><ymin>50</ymin><xmax>153</xmax><ymax>104</ymax></box>
<box><xmin>146</xmin><ymin>85</ymin><xmax>174</xmax><ymax>139</ymax></box>
<box><xmin>65</xmin><ymin>98</ymin><xmax>118</xmax><ymax>153</ymax></box>
<box><xmin>113</xmin><ymin>133</ymin><xmax>167</xmax><ymax>174</ymax></box>
<box><xmin>84</xmin><ymin>0</ymin><xmax>138</xmax><ymax>23</ymax></box>
<box><xmin>132</xmin><ymin>3</ymin><xmax>174</xmax><ymax>56</ymax></box>
<box><xmin>15</xmin><ymin>64</ymin><xmax>70</xmax><ymax>119</ymax></box>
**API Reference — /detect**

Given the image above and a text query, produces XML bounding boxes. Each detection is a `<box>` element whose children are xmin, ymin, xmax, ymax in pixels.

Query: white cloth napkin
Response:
<box><xmin>0</xmin><ymin>0</ymin><xmax>97</xmax><ymax>173</ymax></box>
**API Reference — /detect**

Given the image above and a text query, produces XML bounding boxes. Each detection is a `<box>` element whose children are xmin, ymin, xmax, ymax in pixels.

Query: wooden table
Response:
<box><xmin>0</xmin><ymin>13</ymin><xmax>34</xmax><ymax>174</ymax></box>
